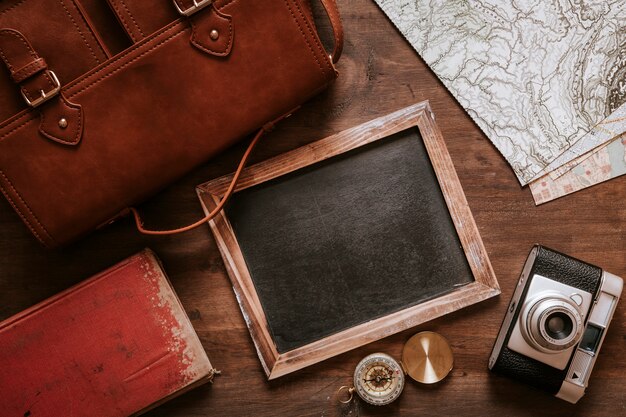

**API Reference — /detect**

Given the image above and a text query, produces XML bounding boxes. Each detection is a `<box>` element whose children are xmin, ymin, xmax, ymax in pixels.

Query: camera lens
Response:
<box><xmin>521</xmin><ymin>294</ymin><xmax>584</xmax><ymax>352</ymax></box>
<box><xmin>544</xmin><ymin>312</ymin><xmax>574</xmax><ymax>340</ymax></box>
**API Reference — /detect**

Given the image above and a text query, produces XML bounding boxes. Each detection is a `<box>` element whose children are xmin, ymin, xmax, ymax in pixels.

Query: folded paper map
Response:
<box><xmin>529</xmin><ymin>134</ymin><xmax>626</xmax><ymax>204</ymax></box>
<box><xmin>374</xmin><ymin>0</ymin><xmax>626</xmax><ymax>185</ymax></box>
<box><xmin>547</xmin><ymin>103</ymin><xmax>626</xmax><ymax>179</ymax></box>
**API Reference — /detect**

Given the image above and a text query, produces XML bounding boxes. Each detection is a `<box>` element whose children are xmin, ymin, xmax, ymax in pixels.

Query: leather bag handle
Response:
<box><xmin>318</xmin><ymin>0</ymin><xmax>343</xmax><ymax>63</ymax></box>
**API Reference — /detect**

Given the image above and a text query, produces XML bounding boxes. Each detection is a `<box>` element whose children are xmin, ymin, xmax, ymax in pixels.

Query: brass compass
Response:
<box><xmin>338</xmin><ymin>332</ymin><xmax>454</xmax><ymax>406</ymax></box>
<box><xmin>402</xmin><ymin>331</ymin><xmax>454</xmax><ymax>384</ymax></box>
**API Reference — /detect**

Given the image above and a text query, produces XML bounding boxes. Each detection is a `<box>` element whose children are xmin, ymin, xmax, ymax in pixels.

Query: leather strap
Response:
<box><xmin>0</xmin><ymin>28</ymin><xmax>59</xmax><ymax>107</ymax></box>
<box><xmin>0</xmin><ymin>28</ymin><xmax>84</xmax><ymax>145</ymax></box>
<box><xmin>318</xmin><ymin>0</ymin><xmax>343</xmax><ymax>63</ymax></box>
<box><xmin>130</xmin><ymin>126</ymin><xmax>266</xmax><ymax>235</ymax></box>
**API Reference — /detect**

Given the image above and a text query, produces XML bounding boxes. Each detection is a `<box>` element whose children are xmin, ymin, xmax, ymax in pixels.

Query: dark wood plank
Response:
<box><xmin>0</xmin><ymin>1</ymin><xmax>623</xmax><ymax>416</ymax></box>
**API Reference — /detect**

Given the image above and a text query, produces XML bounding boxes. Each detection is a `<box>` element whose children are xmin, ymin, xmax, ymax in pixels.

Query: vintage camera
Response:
<box><xmin>489</xmin><ymin>245</ymin><xmax>623</xmax><ymax>403</ymax></box>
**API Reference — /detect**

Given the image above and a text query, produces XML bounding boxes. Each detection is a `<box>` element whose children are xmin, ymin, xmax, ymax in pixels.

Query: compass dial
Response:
<box><xmin>353</xmin><ymin>353</ymin><xmax>405</xmax><ymax>406</ymax></box>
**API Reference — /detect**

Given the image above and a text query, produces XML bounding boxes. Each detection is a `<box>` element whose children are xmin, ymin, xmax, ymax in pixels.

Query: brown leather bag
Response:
<box><xmin>0</xmin><ymin>0</ymin><xmax>342</xmax><ymax>247</ymax></box>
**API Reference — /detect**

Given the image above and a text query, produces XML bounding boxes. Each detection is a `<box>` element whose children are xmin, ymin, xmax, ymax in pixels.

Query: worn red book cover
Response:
<box><xmin>0</xmin><ymin>249</ymin><xmax>214</xmax><ymax>417</ymax></box>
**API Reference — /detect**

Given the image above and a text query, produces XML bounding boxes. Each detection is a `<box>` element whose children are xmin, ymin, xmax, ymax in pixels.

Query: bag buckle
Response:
<box><xmin>21</xmin><ymin>70</ymin><xmax>61</xmax><ymax>108</ymax></box>
<box><xmin>173</xmin><ymin>0</ymin><xmax>214</xmax><ymax>16</ymax></box>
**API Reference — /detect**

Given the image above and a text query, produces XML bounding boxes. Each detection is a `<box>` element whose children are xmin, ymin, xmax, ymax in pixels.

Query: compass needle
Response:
<box><xmin>352</xmin><ymin>353</ymin><xmax>405</xmax><ymax>406</ymax></box>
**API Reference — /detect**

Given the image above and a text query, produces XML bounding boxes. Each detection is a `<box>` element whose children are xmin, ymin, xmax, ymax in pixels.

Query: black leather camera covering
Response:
<box><xmin>492</xmin><ymin>347</ymin><xmax>567</xmax><ymax>394</ymax></box>
<box><xmin>532</xmin><ymin>246</ymin><xmax>602</xmax><ymax>295</ymax></box>
<box><xmin>491</xmin><ymin>245</ymin><xmax>603</xmax><ymax>394</ymax></box>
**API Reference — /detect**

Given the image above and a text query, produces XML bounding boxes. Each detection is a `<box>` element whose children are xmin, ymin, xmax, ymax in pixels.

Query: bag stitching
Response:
<box><xmin>0</xmin><ymin>0</ymin><xmax>29</xmax><ymax>16</ymax></box>
<box><xmin>0</xmin><ymin>0</ymin><xmax>106</xmax><ymax>65</ymax></box>
<box><xmin>12</xmin><ymin>59</ymin><xmax>46</xmax><ymax>82</ymax></box>
<box><xmin>43</xmin><ymin>71</ymin><xmax>55</xmax><ymax>90</ymax></box>
<box><xmin>0</xmin><ymin>29</ymin><xmax>53</xmax><ymax>100</ymax></box>
<box><xmin>190</xmin><ymin>9</ymin><xmax>233</xmax><ymax>56</ymax></box>
<box><xmin>67</xmin><ymin>0</ymin><xmax>109</xmax><ymax>60</ymax></box>
<box><xmin>0</xmin><ymin>177</ymin><xmax>46</xmax><ymax>245</ymax></box>
<box><xmin>282</xmin><ymin>0</ymin><xmax>323</xmax><ymax>73</ymax></box>
<box><xmin>59</xmin><ymin>0</ymin><xmax>103</xmax><ymax>65</ymax></box>
<box><xmin>119</xmin><ymin>0</ymin><xmax>145</xmax><ymax>39</ymax></box>
<box><xmin>0</xmin><ymin>170</ymin><xmax>55</xmax><ymax>244</ymax></box>
<box><xmin>68</xmin><ymin>26</ymin><xmax>187</xmax><ymax>99</ymax></box>
<box><xmin>0</xmin><ymin>113</ymin><xmax>32</xmax><ymax>140</ymax></box>
<box><xmin>292</xmin><ymin>0</ymin><xmax>333</xmax><ymax>75</ymax></box>
<box><xmin>218</xmin><ymin>0</ymin><xmax>328</xmax><ymax>77</ymax></box>
<box><xmin>109</xmin><ymin>0</ymin><xmax>142</xmax><ymax>43</ymax></box>
<box><xmin>0</xmin><ymin>23</ymin><xmax>185</xmax><ymax>132</ymax></box>
<box><xmin>16</xmin><ymin>71</ymin><xmax>57</xmax><ymax>101</ymax></box>
<box><xmin>0</xmin><ymin>170</ymin><xmax>54</xmax><ymax>241</ymax></box>
<box><xmin>109</xmin><ymin>0</ymin><xmax>139</xmax><ymax>42</ymax></box>
<box><xmin>0</xmin><ymin>29</ymin><xmax>38</xmax><ymax>71</ymax></box>
<box><xmin>38</xmin><ymin>95</ymin><xmax>82</xmax><ymax>145</ymax></box>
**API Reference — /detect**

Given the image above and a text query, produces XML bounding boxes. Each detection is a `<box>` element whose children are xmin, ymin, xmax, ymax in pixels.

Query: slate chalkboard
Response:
<box><xmin>225</xmin><ymin>128</ymin><xmax>473</xmax><ymax>353</ymax></box>
<box><xmin>198</xmin><ymin>102</ymin><xmax>499</xmax><ymax>379</ymax></box>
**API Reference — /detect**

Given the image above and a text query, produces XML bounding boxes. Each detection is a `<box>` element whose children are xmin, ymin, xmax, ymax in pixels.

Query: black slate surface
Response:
<box><xmin>224</xmin><ymin>128</ymin><xmax>474</xmax><ymax>353</ymax></box>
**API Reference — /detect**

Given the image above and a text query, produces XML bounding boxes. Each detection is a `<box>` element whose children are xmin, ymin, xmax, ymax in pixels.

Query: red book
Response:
<box><xmin>0</xmin><ymin>249</ymin><xmax>215</xmax><ymax>417</ymax></box>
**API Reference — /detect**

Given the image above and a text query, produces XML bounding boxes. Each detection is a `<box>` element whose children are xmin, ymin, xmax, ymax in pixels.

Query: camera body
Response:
<box><xmin>489</xmin><ymin>245</ymin><xmax>623</xmax><ymax>403</ymax></box>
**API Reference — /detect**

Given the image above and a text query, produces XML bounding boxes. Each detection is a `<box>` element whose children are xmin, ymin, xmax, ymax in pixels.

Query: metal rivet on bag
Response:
<box><xmin>58</xmin><ymin>118</ymin><xmax>68</xmax><ymax>129</ymax></box>
<box><xmin>210</xmin><ymin>30</ymin><xmax>219</xmax><ymax>41</ymax></box>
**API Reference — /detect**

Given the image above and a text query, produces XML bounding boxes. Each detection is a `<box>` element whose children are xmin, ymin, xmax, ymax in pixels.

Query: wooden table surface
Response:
<box><xmin>1</xmin><ymin>1</ymin><xmax>624</xmax><ymax>416</ymax></box>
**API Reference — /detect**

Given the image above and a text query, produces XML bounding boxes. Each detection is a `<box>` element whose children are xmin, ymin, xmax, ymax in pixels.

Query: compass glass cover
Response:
<box><xmin>353</xmin><ymin>353</ymin><xmax>405</xmax><ymax>405</ymax></box>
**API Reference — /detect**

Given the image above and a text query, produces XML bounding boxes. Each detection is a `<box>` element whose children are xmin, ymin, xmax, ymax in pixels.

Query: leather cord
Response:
<box><xmin>319</xmin><ymin>0</ymin><xmax>343</xmax><ymax>63</ymax></box>
<box><xmin>130</xmin><ymin>127</ymin><xmax>266</xmax><ymax>235</ymax></box>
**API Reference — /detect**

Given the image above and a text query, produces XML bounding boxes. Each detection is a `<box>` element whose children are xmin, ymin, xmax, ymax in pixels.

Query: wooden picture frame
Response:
<box><xmin>197</xmin><ymin>101</ymin><xmax>500</xmax><ymax>379</ymax></box>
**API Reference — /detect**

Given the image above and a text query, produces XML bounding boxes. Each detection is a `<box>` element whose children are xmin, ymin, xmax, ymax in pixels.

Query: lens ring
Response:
<box><xmin>524</xmin><ymin>296</ymin><xmax>584</xmax><ymax>352</ymax></box>
<box><xmin>535</xmin><ymin>304</ymin><xmax>582</xmax><ymax>350</ymax></box>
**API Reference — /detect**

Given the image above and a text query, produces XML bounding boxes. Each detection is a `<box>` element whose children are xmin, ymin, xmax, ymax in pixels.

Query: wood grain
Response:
<box><xmin>0</xmin><ymin>0</ymin><xmax>624</xmax><ymax>416</ymax></box>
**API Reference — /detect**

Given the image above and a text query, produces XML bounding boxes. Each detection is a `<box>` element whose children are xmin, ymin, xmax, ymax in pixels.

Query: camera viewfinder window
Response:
<box><xmin>579</xmin><ymin>324</ymin><xmax>603</xmax><ymax>354</ymax></box>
